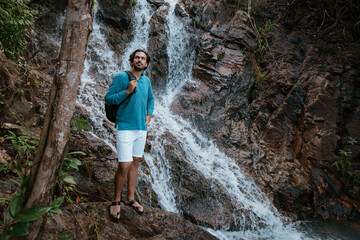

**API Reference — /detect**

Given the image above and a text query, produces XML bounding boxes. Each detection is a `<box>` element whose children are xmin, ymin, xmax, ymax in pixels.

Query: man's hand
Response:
<box><xmin>145</xmin><ymin>114</ymin><xmax>152</xmax><ymax>126</ymax></box>
<box><xmin>126</xmin><ymin>80</ymin><xmax>137</xmax><ymax>95</ymax></box>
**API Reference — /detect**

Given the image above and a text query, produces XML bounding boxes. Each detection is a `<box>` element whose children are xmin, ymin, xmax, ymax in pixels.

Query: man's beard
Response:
<box><xmin>133</xmin><ymin>63</ymin><xmax>146</xmax><ymax>71</ymax></box>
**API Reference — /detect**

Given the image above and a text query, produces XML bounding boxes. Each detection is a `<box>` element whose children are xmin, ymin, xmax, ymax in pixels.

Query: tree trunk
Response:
<box><xmin>24</xmin><ymin>0</ymin><xmax>93</xmax><ymax>239</ymax></box>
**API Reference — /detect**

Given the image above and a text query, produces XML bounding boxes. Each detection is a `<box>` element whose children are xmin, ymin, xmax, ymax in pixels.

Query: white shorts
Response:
<box><xmin>116</xmin><ymin>130</ymin><xmax>147</xmax><ymax>162</ymax></box>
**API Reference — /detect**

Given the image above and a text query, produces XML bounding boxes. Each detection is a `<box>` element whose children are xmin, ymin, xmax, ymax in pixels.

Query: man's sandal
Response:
<box><xmin>125</xmin><ymin>199</ymin><xmax>144</xmax><ymax>215</ymax></box>
<box><xmin>108</xmin><ymin>201</ymin><xmax>121</xmax><ymax>222</ymax></box>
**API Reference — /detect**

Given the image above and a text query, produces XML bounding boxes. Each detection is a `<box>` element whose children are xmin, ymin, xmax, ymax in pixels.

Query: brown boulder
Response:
<box><xmin>42</xmin><ymin>202</ymin><xmax>218</xmax><ymax>240</ymax></box>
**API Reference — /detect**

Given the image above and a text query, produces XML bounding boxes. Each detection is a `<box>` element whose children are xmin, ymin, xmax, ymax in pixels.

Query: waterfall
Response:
<box><xmin>120</xmin><ymin>0</ymin><xmax>153</xmax><ymax>70</ymax></box>
<box><xmin>78</xmin><ymin>1</ymin><xmax>314</xmax><ymax>239</ymax></box>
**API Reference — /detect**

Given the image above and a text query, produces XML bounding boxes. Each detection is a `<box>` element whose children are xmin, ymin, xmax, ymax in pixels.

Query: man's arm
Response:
<box><xmin>105</xmin><ymin>73</ymin><xmax>128</xmax><ymax>105</ymax></box>
<box><xmin>145</xmin><ymin>114</ymin><xmax>152</xmax><ymax>127</ymax></box>
<box><xmin>146</xmin><ymin>79</ymin><xmax>154</xmax><ymax>127</ymax></box>
<box><xmin>146</xmin><ymin>80</ymin><xmax>154</xmax><ymax>115</ymax></box>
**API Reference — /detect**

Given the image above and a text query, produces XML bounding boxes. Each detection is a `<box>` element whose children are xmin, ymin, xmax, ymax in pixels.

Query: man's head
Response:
<box><xmin>129</xmin><ymin>49</ymin><xmax>151</xmax><ymax>71</ymax></box>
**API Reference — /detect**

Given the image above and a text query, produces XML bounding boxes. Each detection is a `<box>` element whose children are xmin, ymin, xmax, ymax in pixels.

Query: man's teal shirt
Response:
<box><xmin>105</xmin><ymin>72</ymin><xmax>154</xmax><ymax>131</ymax></box>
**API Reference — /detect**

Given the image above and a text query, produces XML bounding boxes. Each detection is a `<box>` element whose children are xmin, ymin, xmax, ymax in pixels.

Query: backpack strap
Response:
<box><xmin>125</xmin><ymin>71</ymin><xmax>137</xmax><ymax>81</ymax></box>
<box><xmin>118</xmin><ymin>71</ymin><xmax>136</xmax><ymax>105</ymax></box>
<box><xmin>125</xmin><ymin>71</ymin><xmax>137</xmax><ymax>93</ymax></box>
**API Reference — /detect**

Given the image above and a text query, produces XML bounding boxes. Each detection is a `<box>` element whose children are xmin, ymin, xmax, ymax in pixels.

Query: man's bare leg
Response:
<box><xmin>126</xmin><ymin>157</ymin><xmax>143</xmax><ymax>212</ymax></box>
<box><xmin>110</xmin><ymin>162</ymin><xmax>132</xmax><ymax>219</ymax></box>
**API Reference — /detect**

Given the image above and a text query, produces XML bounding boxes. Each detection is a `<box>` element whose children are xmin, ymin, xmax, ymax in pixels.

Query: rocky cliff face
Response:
<box><xmin>172</xmin><ymin>0</ymin><xmax>360</xmax><ymax>222</ymax></box>
<box><xmin>1</xmin><ymin>0</ymin><xmax>359</xmax><ymax>237</ymax></box>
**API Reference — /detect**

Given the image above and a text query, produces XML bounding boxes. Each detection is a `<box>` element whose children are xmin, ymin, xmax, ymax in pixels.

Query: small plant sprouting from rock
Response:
<box><xmin>129</xmin><ymin>0</ymin><xmax>137</xmax><ymax>7</ymax></box>
<box><xmin>255</xmin><ymin>19</ymin><xmax>275</xmax><ymax>64</ymax></box>
<box><xmin>70</xmin><ymin>117</ymin><xmax>91</xmax><ymax>131</ymax></box>
<box><xmin>333</xmin><ymin>137</ymin><xmax>359</xmax><ymax>185</ymax></box>
<box><xmin>58</xmin><ymin>150</ymin><xmax>85</xmax><ymax>204</ymax></box>
<box><xmin>4</xmin><ymin>130</ymin><xmax>38</xmax><ymax>161</ymax></box>
<box><xmin>59</xmin><ymin>117</ymin><xmax>90</xmax><ymax>204</ymax></box>
<box><xmin>247</xmin><ymin>18</ymin><xmax>276</xmax><ymax>99</ymax></box>
<box><xmin>263</xmin><ymin>19</ymin><xmax>276</xmax><ymax>33</ymax></box>
<box><xmin>68</xmin><ymin>116</ymin><xmax>91</xmax><ymax>141</ymax></box>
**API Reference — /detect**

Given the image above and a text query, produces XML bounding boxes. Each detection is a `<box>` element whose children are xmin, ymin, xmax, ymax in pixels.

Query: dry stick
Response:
<box><xmin>322</xmin><ymin>7</ymin><xmax>341</xmax><ymax>34</ymax></box>
<box><xmin>317</xmin><ymin>11</ymin><xmax>326</xmax><ymax>33</ymax></box>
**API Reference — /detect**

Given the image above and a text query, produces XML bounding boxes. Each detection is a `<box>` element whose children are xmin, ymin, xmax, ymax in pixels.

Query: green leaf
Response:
<box><xmin>7</xmin><ymin>222</ymin><xmax>30</xmax><ymax>236</ymax></box>
<box><xmin>9</xmin><ymin>194</ymin><xmax>22</xmax><ymax>218</ymax></box>
<box><xmin>0</xmin><ymin>234</ymin><xmax>6</xmax><ymax>240</ymax></box>
<box><xmin>62</xmin><ymin>176</ymin><xmax>76</xmax><ymax>185</ymax></box>
<box><xmin>65</xmin><ymin>158</ymin><xmax>83</xmax><ymax>170</ymax></box>
<box><xmin>14</xmin><ymin>206</ymin><xmax>52</xmax><ymax>222</ymax></box>
<box><xmin>49</xmin><ymin>208</ymin><xmax>62</xmax><ymax>214</ymax></box>
<box><xmin>67</xmin><ymin>151</ymin><xmax>86</xmax><ymax>156</ymax></box>
<box><xmin>5</xmin><ymin>207</ymin><xmax>13</xmax><ymax>223</ymax></box>
<box><xmin>340</xmin><ymin>161</ymin><xmax>345</xmax><ymax>169</ymax></box>
<box><xmin>15</xmin><ymin>163</ymin><xmax>23</xmax><ymax>179</ymax></box>
<box><xmin>58</xmin><ymin>235</ymin><xmax>69</xmax><ymax>240</ymax></box>
<box><xmin>67</xmin><ymin>163</ymin><xmax>79</xmax><ymax>170</ymax></box>
<box><xmin>51</xmin><ymin>196</ymin><xmax>64</xmax><ymax>208</ymax></box>
<box><xmin>21</xmin><ymin>175</ymin><xmax>30</xmax><ymax>189</ymax></box>
<box><xmin>0</xmin><ymin>164</ymin><xmax>8</xmax><ymax>172</ymax></box>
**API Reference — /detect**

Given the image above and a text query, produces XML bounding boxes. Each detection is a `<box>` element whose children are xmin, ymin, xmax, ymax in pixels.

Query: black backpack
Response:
<box><xmin>105</xmin><ymin>71</ymin><xmax>136</xmax><ymax>123</ymax></box>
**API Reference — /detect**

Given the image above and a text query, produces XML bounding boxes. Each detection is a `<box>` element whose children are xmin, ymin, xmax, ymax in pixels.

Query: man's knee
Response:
<box><xmin>131</xmin><ymin>157</ymin><xmax>141</xmax><ymax>167</ymax></box>
<box><xmin>117</xmin><ymin>162</ymin><xmax>132</xmax><ymax>172</ymax></box>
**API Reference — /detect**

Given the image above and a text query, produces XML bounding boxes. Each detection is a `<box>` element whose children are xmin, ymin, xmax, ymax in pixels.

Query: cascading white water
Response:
<box><xmin>78</xmin><ymin>1</ymin><xmax>317</xmax><ymax>239</ymax></box>
<box><xmin>142</xmin><ymin>0</ymin><xmax>197</xmax><ymax>213</ymax></box>
<box><xmin>120</xmin><ymin>0</ymin><xmax>153</xmax><ymax>70</ymax></box>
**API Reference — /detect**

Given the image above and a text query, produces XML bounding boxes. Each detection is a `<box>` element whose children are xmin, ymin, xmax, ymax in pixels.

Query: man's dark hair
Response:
<box><xmin>129</xmin><ymin>49</ymin><xmax>151</xmax><ymax>65</ymax></box>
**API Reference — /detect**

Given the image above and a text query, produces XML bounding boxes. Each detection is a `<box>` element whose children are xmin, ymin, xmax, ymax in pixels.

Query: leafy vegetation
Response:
<box><xmin>69</xmin><ymin>117</ymin><xmax>91</xmax><ymax>141</ymax></box>
<box><xmin>129</xmin><ymin>0</ymin><xmax>137</xmax><ymax>7</ymax></box>
<box><xmin>0</xmin><ymin>161</ymin><xmax>64</xmax><ymax>238</ymax></box>
<box><xmin>1</xmin><ymin>116</ymin><xmax>90</xmax><ymax>237</ymax></box>
<box><xmin>249</xmin><ymin>18</ymin><xmax>276</xmax><ymax>98</ymax></box>
<box><xmin>333</xmin><ymin>138</ymin><xmax>360</xmax><ymax>186</ymax></box>
<box><xmin>59</xmin><ymin>150</ymin><xmax>85</xmax><ymax>204</ymax></box>
<box><xmin>4</xmin><ymin>131</ymin><xmax>38</xmax><ymax>160</ymax></box>
<box><xmin>59</xmin><ymin>116</ymin><xmax>90</xmax><ymax>203</ymax></box>
<box><xmin>1</xmin><ymin>195</ymin><xmax>64</xmax><ymax>238</ymax></box>
<box><xmin>0</xmin><ymin>0</ymin><xmax>38</xmax><ymax>60</ymax></box>
<box><xmin>71</xmin><ymin>117</ymin><xmax>91</xmax><ymax>132</ymax></box>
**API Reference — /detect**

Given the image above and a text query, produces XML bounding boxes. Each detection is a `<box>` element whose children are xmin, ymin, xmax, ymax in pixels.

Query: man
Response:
<box><xmin>105</xmin><ymin>49</ymin><xmax>154</xmax><ymax>221</ymax></box>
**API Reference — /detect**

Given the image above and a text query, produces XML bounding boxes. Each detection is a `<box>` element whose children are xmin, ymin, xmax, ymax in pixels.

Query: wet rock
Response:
<box><xmin>227</xmin><ymin>14</ymin><xmax>257</xmax><ymax>50</ymax></box>
<box><xmin>149</xmin><ymin>130</ymin><xmax>267</xmax><ymax>230</ymax></box>
<box><xmin>147</xmin><ymin>3</ymin><xmax>170</xmax><ymax>92</ymax></box>
<box><xmin>175</xmin><ymin>3</ymin><xmax>188</xmax><ymax>18</ymax></box>
<box><xmin>97</xmin><ymin>0</ymin><xmax>131</xmax><ymax>32</ymax></box>
<box><xmin>42</xmin><ymin>202</ymin><xmax>218</xmax><ymax>240</ymax></box>
<box><xmin>27</xmin><ymin>1</ymin><xmax>65</xmax><ymax>76</ymax></box>
<box><xmin>172</xmin><ymin>0</ymin><xmax>360</xmax><ymax>224</ymax></box>
<box><xmin>147</xmin><ymin>0</ymin><xmax>166</xmax><ymax>8</ymax></box>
